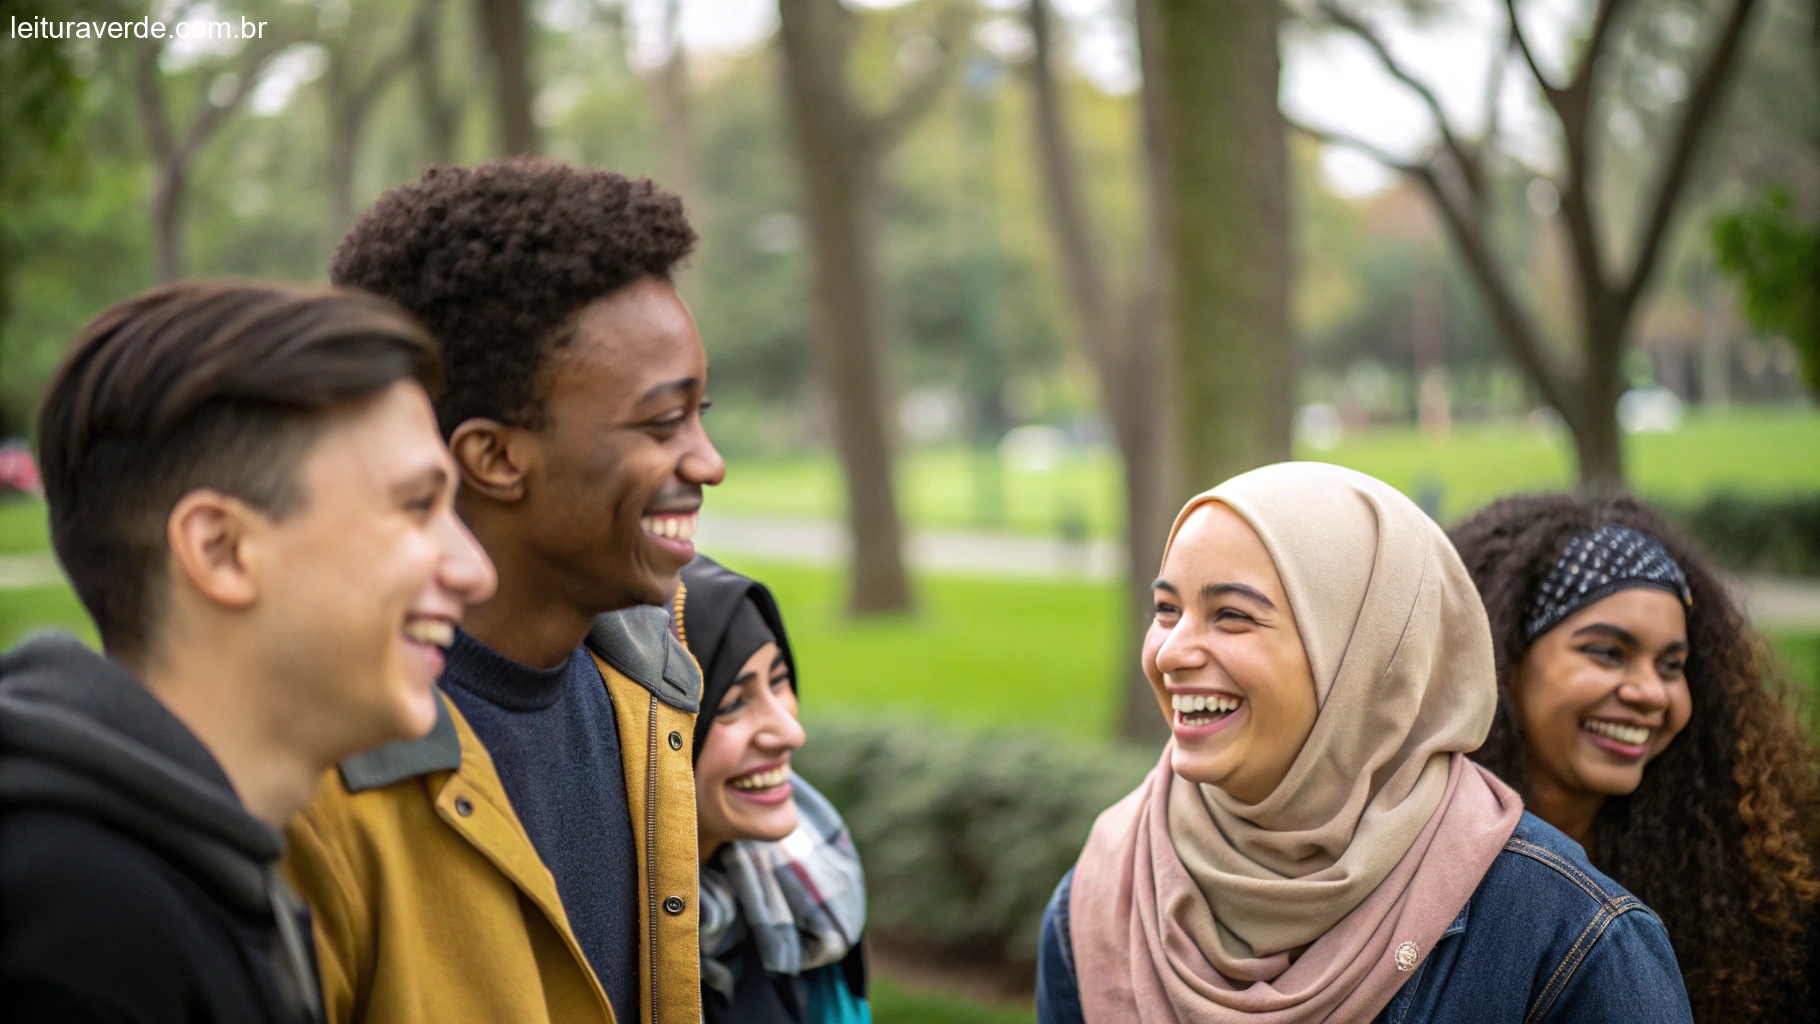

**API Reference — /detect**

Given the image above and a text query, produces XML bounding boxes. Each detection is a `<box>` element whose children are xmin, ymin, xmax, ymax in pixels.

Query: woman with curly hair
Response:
<box><xmin>1452</xmin><ymin>493</ymin><xmax>1820</xmax><ymax>1023</ymax></box>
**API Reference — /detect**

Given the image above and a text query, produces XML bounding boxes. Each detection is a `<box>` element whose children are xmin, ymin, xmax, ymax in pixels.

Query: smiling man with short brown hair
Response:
<box><xmin>285</xmin><ymin>159</ymin><xmax>724</xmax><ymax>1024</ymax></box>
<box><xmin>1</xmin><ymin>281</ymin><xmax>496</xmax><ymax>1023</ymax></box>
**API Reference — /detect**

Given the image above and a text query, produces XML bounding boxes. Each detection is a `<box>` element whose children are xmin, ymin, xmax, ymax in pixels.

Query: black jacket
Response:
<box><xmin>0</xmin><ymin>632</ymin><xmax>321</xmax><ymax>1023</ymax></box>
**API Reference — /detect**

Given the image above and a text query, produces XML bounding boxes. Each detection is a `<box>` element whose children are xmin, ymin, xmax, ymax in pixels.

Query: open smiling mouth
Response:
<box><xmin>1582</xmin><ymin>718</ymin><xmax>1652</xmax><ymax>753</ymax></box>
<box><xmin>1172</xmin><ymin>693</ymin><xmax>1244</xmax><ymax>728</ymax></box>
<box><xmin>728</xmin><ymin>764</ymin><xmax>793</xmax><ymax>804</ymax></box>
<box><xmin>639</xmin><ymin>512</ymin><xmax>698</xmax><ymax>544</ymax></box>
<box><xmin>402</xmin><ymin>618</ymin><xmax>454</xmax><ymax>648</ymax></box>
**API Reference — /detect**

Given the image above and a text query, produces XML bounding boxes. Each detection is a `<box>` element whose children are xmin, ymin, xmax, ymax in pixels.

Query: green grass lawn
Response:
<box><xmin>0</xmin><ymin>496</ymin><xmax>51</xmax><ymax>555</ymax></box>
<box><xmin>710</xmin><ymin>406</ymin><xmax>1820</xmax><ymax>534</ymax></box>
<box><xmin>0</xmin><ymin>585</ymin><xmax>92</xmax><ymax>650</ymax></box>
<box><xmin>869</xmin><ymin>979</ymin><xmax>1033</xmax><ymax>1024</ymax></box>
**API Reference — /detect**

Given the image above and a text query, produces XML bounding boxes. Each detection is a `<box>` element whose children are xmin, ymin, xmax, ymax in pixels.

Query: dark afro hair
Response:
<box><xmin>329</xmin><ymin>159</ymin><xmax>697</xmax><ymax>435</ymax></box>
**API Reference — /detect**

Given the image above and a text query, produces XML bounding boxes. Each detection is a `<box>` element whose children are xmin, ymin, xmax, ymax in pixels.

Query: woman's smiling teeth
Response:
<box><xmin>1583</xmin><ymin>719</ymin><xmax>1651</xmax><ymax>746</ymax></box>
<box><xmin>1173</xmin><ymin>693</ymin><xmax>1242</xmax><ymax>725</ymax></box>
<box><xmin>730</xmin><ymin>765</ymin><xmax>789</xmax><ymax>791</ymax></box>
<box><xmin>640</xmin><ymin>513</ymin><xmax>697</xmax><ymax>542</ymax></box>
<box><xmin>403</xmin><ymin>619</ymin><xmax>454</xmax><ymax>648</ymax></box>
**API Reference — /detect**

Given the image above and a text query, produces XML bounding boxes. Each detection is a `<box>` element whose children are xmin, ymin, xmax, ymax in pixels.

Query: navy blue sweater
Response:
<box><xmin>441</xmin><ymin>630</ymin><xmax>640</xmax><ymax>1024</ymax></box>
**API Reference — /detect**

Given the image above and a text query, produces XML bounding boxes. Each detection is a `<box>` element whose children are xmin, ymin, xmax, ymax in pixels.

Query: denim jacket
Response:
<box><xmin>1037</xmin><ymin>812</ymin><xmax>1693</xmax><ymax>1024</ymax></box>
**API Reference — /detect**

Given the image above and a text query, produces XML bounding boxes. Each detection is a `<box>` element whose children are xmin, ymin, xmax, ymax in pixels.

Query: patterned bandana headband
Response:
<box><xmin>1523</xmin><ymin>524</ymin><xmax>1693</xmax><ymax>643</ymax></box>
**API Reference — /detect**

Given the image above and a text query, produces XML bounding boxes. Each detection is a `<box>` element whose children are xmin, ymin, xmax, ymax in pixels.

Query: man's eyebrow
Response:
<box><xmin>1201</xmin><ymin>582</ymin><xmax>1276</xmax><ymax>611</ymax></box>
<box><xmin>637</xmin><ymin>377</ymin><xmax>699</xmax><ymax>405</ymax></box>
<box><xmin>1570</xmin><ymin>623</ymin><xmax>1639</xmax><ymax>647</ymax></box>
<box><xmin>389</xmin><ymin>464</ymin><xmax>450</xmax><ymax>498</ymax></box>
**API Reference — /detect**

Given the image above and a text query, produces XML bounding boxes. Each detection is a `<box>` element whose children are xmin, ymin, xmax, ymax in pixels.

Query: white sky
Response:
<box><xmin>602</xmin><ymin>0</ymin><xmax>1592</xmax><ymax>197</ymax></box>
<box><xmin>236</xmin><ymin>0</ymin><xmax>1595</xmax><ymax>199</ymax></box>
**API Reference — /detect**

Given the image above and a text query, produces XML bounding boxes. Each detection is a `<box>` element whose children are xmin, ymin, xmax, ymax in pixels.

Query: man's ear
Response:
<box><xmin>166</xmin><ymin>490</ymin><xmax>261</xmax><ymax>609</ymax></box>
<box><xmin>449</xmin><ymin>418</ymin><xmax>531</xmax><ymax>502</ymax></box>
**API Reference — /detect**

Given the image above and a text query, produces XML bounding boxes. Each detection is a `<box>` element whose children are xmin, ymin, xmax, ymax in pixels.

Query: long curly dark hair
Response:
<box><xmin>1452</xmin><ymin>493</ymin><xmax>1819</xmax><ymax>1023</ymax></box>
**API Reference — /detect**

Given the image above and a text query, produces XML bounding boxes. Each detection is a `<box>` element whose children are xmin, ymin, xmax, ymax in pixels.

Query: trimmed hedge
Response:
<box><xmin>794</xmin><ymin>717</ymin><xmax>1156</xmax><ymax>970</ymax></box>
<box><xmin>1662</xmin><ymin>492</ymin><xmax>1820</xmax><ymax>578</ymax></box>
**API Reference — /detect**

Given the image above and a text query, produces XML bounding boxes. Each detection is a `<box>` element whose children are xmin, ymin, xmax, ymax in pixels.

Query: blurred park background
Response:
<box><xmin>3</xmin><ymin>0</ymin><xmax>1819</xmax><ymax>1018</ymax></box>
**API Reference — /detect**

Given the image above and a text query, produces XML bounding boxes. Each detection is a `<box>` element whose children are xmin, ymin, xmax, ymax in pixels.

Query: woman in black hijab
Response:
<box><xmin>675</xmin><ymin>555</ymin><xmax>870</xmax><ymax>1024</ymax></box>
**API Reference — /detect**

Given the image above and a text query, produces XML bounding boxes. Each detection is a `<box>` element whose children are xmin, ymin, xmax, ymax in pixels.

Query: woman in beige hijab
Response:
<box><xmin>1035</xmin><ymin>464</ymin><xmax>1692</xmax><ymax>1024</ymax></box>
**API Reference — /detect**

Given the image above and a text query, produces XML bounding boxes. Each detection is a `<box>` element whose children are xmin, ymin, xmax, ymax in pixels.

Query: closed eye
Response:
<box><xmin>1578</xmin><ymin>644</ymin><xmax>1624</xmax><ymax>667</ymax></box>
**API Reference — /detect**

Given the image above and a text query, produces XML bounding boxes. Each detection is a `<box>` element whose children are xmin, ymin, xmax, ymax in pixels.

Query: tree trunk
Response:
<box><xmin>1157</xmin><ymin>0</ymin><xmax>1294</xmax><ymax>491</ymax></box>
<box><xmin>652</xmin><ymin>0</ymin><xmax>702</xmax><ymax>215</ymax></box>
<box><xmin>475</xmin><ymin>0</ymin><xmax>539</xmax><ymax>156</ymax></box>
<box><xmin>150</xmin><ymin>165</ymin><xmax>186</xmax><ymax>283</ymax></box>
<box><xmin>1024</xmin><ymin>0</ymin><xmax>1174</xmax><ymax>742</ymax></box>
<box><xmin>326</xmin><ymin>90</ymin><xmax>366</xmax><ymax>232</ymax></box>
<box><xmin>413</xmin><ymin>0</ymin><xmax>461</xmax><ymax>165</ymax></box>
<box><xmin>776</xmin><ymin>0</ymin><xmax>913</xmax><ymax>615</ymax></box>
<box><xmin>1573</xmin><ymin>310</ymin><xmax>1629</xmax><ymax>488</ymax></box>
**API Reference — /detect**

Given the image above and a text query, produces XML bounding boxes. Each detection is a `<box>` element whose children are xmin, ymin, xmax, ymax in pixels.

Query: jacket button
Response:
<box><xmin>454</xmin><ymin>796</ymin><xmax>473</xmax><ymax>817</ymax></box>
<box><xmin>668</xmin><ymin>731</ymin><xmax>684</xmax><ymax>751</ymax></box>
<box><xmin>663</xmin><ymin>896</ymin><xmax>685</xmax><ymax>915</ymax></box>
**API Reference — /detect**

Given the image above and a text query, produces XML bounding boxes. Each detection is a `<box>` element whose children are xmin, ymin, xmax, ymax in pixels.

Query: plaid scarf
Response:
<box><xmin>699</xmin><ymin>773</ymin><xmax>866</xmax><ymax>999</ymax></box>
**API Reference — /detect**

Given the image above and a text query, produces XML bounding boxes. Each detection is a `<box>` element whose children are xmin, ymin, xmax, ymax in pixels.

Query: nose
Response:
<box><xmin>1151</xmin><ymin>619</ymin><xmax>1208</xmax><ymax>676</ymax></box>
<box><xmin>681</xmin><ymin>421</ymin><xmax>726</xmax><ymax>488</ymax></box>
<box><xmin>437</xmin><ymin>508</ymin><xmax>498</xmax><ymax>606</ymax></box>
<box><xmin>756</xmin><ymin>689</ymin><xmax>806</xmax><ymax>753</ymax></box>
<box><xmin>1618</xmin><ymin>663</ymin><xmax>1670</xmax><ymax>713</ymax></box>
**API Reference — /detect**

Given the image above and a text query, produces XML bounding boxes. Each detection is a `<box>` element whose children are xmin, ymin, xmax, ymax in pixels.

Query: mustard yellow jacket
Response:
<box><xmin>283</xmin><ymin>608</ymin><xmax>703</xmax><ymax>1024</ymax></box>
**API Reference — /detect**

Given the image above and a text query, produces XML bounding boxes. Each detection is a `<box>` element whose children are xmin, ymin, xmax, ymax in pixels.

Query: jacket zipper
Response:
<box><xmin>645</xmin><ymin>692</ymin><xmax>660</xmax><ymax>1023</ymax></box>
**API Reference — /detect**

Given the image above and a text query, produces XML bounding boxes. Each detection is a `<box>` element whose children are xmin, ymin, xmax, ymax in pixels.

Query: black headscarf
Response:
<box><xmin>675</xmin><ymin>555</ymin><xmax>797</xmax><ymax>761</ymax></box>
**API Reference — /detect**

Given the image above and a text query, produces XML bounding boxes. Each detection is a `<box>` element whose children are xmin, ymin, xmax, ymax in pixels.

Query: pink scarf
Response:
<box><xmin>1070</xmin><ymin>463</ymin><xmax>1523</xmax><ymax>1023</ymax></box>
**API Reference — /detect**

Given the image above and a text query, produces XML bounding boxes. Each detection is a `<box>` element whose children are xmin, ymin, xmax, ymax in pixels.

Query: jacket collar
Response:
<box><xmin>337</xmin><ymin>606</ymin><xmax>701</xmax><ymax>792</ymax></box>
<box><xmin>586</xmin><ymin>604</ymin><xmax>701</xmax><ymax>713</ymax></box>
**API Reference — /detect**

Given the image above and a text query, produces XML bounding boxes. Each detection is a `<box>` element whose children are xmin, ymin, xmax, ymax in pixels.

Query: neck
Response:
<box><xmin>1525</xmin><ymin>771</ymin><xmax>1604</xmax><ymax>849</ymax></box>
<box><xmin>138</xmin><ymin>646</ymin><xmax>326</xmax><ymax>827</ymax></box>
<box><xmin>458</xmin><ymin>512</ymin><xmax>598</xmax><ymax>669</ymax></box>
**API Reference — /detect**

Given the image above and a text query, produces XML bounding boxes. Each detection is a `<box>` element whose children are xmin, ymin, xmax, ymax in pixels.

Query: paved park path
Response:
<box><xmin>4</xmin><ymin>514</ymin><xmax>1818</xmax><ymax>629</ymax></box>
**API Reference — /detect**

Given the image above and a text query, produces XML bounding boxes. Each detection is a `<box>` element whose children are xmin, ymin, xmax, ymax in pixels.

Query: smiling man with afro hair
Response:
<box><xmin>286</xmin><ymin>159</ymin><xmax>726</xmax><ymax>1024</ymax></box>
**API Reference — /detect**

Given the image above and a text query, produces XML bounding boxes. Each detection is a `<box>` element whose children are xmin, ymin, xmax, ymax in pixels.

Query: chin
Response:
<box><xmin>744</xmin><ymin>810</ymin><xmax>799</xmax><ymax>844</ymax></box>
<box><xmin>1170</xmin><ymin>747</ymin><xmax>1223</xmax><ymax>786</ymax></box>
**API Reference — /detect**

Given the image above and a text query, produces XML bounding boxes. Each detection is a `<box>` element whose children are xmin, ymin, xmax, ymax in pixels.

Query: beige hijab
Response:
<box><xmin>1070</xmin><ymin>462</ymin><xmax>1522</xmax><ymax>1023</ymax></box>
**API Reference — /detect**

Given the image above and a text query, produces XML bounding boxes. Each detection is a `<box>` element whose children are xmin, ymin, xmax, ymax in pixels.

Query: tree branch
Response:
<box><xmin>175</xmin><ymin>34</ymin><xmax>299</xmax><ymax>168</ymax></box>
<box><xmin>1503</xmin><ymin>0</ymin><xmax>1560</xmax><ymax>97</ymax></box>
<box><xmin>132</xmin><ymin>38</ymin><xmax>176</xmax><ymax>166</ymax></box>
<box><xmin>1319</xmin><ymin>1</ymin><xmax>1480</xmax><ymax>198</ymax></box>
<box><xmin>1619</xmin><ymin>0</ymin><xmax>1760</xmax><ymax>312</ymax></box>
<box><xmin>1024</xmin><ymin>0</ymin><xmax>1118</xmax><ymax>368</ymax></box>
<box><xmin>1479</xmin><ymin>25</ymin><xmax>1513</xmax><ymax>146</ymax></box>
<box><xmin>1411</xmin><ymin>164</ymin><xmax>1577</xmax><ymax>416</ymax></box>
<box><xmin>1284</xmin><ymin>116</ymin><xmax>1417</xmax><ymax>174</ymax></box>
<box><xmin>1289</xmin><ymin>116</ymin><xmax>1576</xmax><ymax>414</ymax></box>
<box><xmin>867</xmin><ymin>1</ymin><xmax>972</xmax><ymax>152</ymax></box>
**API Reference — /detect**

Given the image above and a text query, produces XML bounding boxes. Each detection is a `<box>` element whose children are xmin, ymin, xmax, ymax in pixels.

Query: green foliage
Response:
<box><xmin>1713</xmin><ymin>189</ymin><xmax>1820</xmax><ymax>401</ymax></box>
<box><xmin>795</xmin><ymin>716</ymin><xmax>1153</xmax><ymax>969</ymax></box>
<box><xmin>1663</xmin><ymin>492</ymin><xmax>1820</xmax><ymax>577</ymax></box>
<box><xmin>0</xmin><ymin>0</ymin><xmax>87</xmax><ymax>435</ymax></box>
